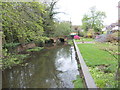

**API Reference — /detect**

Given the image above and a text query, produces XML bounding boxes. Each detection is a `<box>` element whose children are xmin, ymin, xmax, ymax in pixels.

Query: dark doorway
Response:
<box><xmin>59</xmin><ymin>38</ymin><xmax>65</xmax><ymax>42</ymax></box>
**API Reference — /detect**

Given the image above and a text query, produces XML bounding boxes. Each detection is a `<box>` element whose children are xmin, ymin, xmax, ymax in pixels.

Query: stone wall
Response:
<box><xmin>16</xmin><ymin>43</ymin><xmax>36</xmax><ymax>52</ymax></box>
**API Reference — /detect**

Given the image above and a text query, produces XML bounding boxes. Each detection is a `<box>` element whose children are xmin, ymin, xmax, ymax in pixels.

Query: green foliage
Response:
<box><xmin>81</xmin><ymin>14</ymin><xmax>91</xmax><ymax>32</ymax></box>
<box><xmin>78</xmin><ymin>31</ymin><xmax>85</xmax><ymax>37</ymax></box>
<box><xmin>67</xmin><ymin>39</ymin><xmax>73</xmax><ymax>45</ymax></box>
<box><xmin>2</xmin><ymin>49</ymin><xmax>29</xmax><ymax>69</ymax></box>
<box><xmin>72</xmin><ymin>75</ymin><xmax>84</xmax><ymax>88</ymax></box>
<box><xmin>86</xmin><ymin>29</ymin><xmax>95</xmax><ymax>37</ymax></box>
<box><xmin>1</xmin><ymin>1</ymin><xmax>60</xmax><ymax>69</ymax></box>
<box><xmin>1</xmin><ymin>1</ymin><xmax>70</xmax><ymax>70</ymax></box>
<box><xmin>4</xmin><ymin>42</ymin><xmax>20</xmax><ymax>48</ymax></box>
<box><xmin>53</xmin><ymin>21</ymin><xmax>71</xmax><ymax>37</ymax></box>
<box><xmin>77</xmin><ymin>43</ymin><xmax>118</xmax><ymax>88</ymax></box>
<box><xmin>2</xmin><ymin>2</ymin><xmax>47</xmax><ymax>45</ymax></box>
<box><xmin>89</xmin><ymin>67</ymin><xmax>118</xmax><ymax>88</ymax></box>
<box><xmin>26</xmin><ymin>47</ymin><xmax>44</xmax><ymax>52</ymax></box>
<box><xmin>42</xmin><ymin>0</ymin><xmax>59</xmax><ymax>37</ymax></box>
<box><xmin>82</xmin><ymin>6</ymin><xmax>106</xmax><ymax>32</ymax></box>
<box><xmin>106</xmin><ymin>31</ymin><xmax>120</xmax><ymax>42</ymax></box>
<box><xmin>2</xmin><ymin>1</ymin><xmax>59</xmax><ymax>44</ymax></box>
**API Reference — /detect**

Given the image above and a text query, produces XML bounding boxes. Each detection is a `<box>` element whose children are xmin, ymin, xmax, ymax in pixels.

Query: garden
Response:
<box><xmin>75</xmin><ymin>38</ymin><xmax>119</xmax><ymax>88</ymax></box>
<box><xmin>1</xmin><ymin>0</ymin><xmax>119</xmax><ymax>89</ymax></box>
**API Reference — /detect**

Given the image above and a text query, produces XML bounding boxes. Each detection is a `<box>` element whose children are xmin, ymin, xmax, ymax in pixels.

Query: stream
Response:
<box><xmin>2</xmin><ymin>44</ymin><xmax>79</xmax><ymax>88</ymax></box>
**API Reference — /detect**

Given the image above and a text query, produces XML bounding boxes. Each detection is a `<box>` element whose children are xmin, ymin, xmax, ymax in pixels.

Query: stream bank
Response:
<box><xmin>3</xmin><ymin>43</ymin><xmax>80</xmax><ymax>88</ymax></box>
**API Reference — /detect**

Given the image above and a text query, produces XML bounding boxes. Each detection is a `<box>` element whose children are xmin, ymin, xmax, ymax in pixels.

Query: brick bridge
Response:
<box><xmin>45</xmin><ymin>37</ymin><xmax>68</xmax><ymax>44</ymax></box>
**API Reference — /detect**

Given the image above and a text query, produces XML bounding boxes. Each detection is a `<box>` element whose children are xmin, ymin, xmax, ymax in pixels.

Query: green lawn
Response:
<box><xmin>75</xmin><ymin>38</ymin><xmax>94</xmax><ymax>42</ymax></box>
<box><xmin>77</xmin><ymin>43</ymin><xmax>118</xmax><ymax>88</ymax></box>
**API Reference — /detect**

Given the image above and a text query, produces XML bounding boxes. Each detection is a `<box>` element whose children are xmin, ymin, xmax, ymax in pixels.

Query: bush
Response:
<box><xmin>4</xmin><ymin>43</ymin><xmax>20</xmax><ymax>48</ymax></box>
<box><xmin>86</xmin><ymin>29</ymin><xmax>95</xmax><ymax>38</ymax></box>
<box><xmin>2</xmin><ymin>49</ymin><xmax>29</xmax><ymax>69</ymax></box>
<box><xmin>89</xmin><ymin>67</ymin><xmax>118</xmax><ymax>88</ymax></box>
<box><xmin>78</xmin><ymin>31</ymin><xmax>84</xmax><ymax>37</ymax></box>
<box><xmin>106</xmin><ymin>31</ymin><xmax>119</xmax><ymax>42</ymax></box>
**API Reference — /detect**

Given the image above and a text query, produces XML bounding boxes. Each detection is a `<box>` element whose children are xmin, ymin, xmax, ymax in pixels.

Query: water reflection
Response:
<box><xmin>3</xmin><ymin>45</ymin><xmax>79</xmax><ymax>88</ymax></box>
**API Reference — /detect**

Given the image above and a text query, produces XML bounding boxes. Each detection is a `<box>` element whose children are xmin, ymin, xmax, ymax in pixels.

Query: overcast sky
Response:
<box><xmin>55</xmin><ymin>0</ymin><xmax>119</xmax><ymax>25</ymax></box>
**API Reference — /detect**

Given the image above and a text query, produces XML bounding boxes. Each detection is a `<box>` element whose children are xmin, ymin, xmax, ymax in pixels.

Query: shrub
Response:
<box><xmin>86</xmin><ymin>29</ymin><xmax>95</xmax><ymax>38</ymax></box>
<box><xmin>89</xmin><ymin>67</ymin><xmax>118</xmax><ymax>88</ymax></box>
<box><xmin>106</xmin><ymin>31</ymin><xmax>119</xmax><ymax>42</ymax></box>
<box><xmin>2</xmin><ymin>49</ymin><xmax>29</xmax><ymax>69</ymax></box>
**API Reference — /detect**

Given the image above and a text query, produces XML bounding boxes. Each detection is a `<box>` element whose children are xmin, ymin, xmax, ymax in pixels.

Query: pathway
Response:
<box><xmin>76</xmin><ymin>41</ymin><xmax>95</xmax><ymax>44</ymax></box>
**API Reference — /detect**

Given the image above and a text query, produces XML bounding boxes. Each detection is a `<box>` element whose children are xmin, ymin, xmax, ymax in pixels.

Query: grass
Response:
<box><xmin>77</xmin><ymin>43</ymin><xmax>117</xmax><ymax>71</ymax></box>
<box><xmin>75</xmin><ymin>37</ymin><xmax>94</xmax><ymax>42</ymax></box>
<box><xmin>26</xmin><ymin>47</ymin><xmax>44</xmax><ymax>52</ymax></box>
<box><xmin>73</xmin><ymin>75</ymin><xmax>84</xmax><ymax>88</ymax></box>
<box><xmin>77</xmin><ymin>43</ymin><xmax>118</xmax><ymax>88</ymax></box>
<box><xmin>67</xmin><ymin>39</ymin><xmax>73</xmax><ymax>45</ymax></box>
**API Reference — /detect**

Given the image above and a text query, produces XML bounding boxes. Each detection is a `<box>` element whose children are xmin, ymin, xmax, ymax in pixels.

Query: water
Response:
<box><xmin>2</xmin><ymin>44</ymin><xmax>79</xmax><ymax>88</ymax></box>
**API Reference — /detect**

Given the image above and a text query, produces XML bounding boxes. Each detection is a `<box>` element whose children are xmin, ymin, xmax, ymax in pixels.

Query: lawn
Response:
<box><xmin>75</xmin><ymin>37</ymin><xmax>94</xmax><ymax>42</ymax></box>
<box><xmin>77</xmin><ymin>43</ymin><xmax>118</xmax><ymax>88</ymax></box>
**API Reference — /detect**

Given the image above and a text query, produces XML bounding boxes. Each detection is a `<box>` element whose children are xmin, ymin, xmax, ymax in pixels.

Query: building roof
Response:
<box><xmin>105</xmin><ymin>22</ymin><xmax>119</xmax><ymax>31</ymax></box>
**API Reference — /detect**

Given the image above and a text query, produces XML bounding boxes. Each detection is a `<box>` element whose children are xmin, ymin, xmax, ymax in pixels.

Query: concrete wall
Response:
<box><xmin>0</xmin><ymin>32</ymin><xmax>2</xmax><ymax>90</ymax></box>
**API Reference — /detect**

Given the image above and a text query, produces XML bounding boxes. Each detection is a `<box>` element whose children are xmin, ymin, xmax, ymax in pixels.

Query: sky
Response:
<box><xmin>55</xmin><ymin>0</ymin><xmax>119</xmax><ymax>25</ymax></box>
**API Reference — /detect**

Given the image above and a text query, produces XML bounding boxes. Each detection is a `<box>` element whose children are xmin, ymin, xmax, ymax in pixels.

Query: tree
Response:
<box><xmin>2</xmin><ymin>2</ymin><xmax>50</xmax><ymax>68</ymax></box>
<box><xmin>81</xmin><ymin>14</ymin><xmax>91</xmax><ymax>32</ymax></box>
<box><xmin>82</xmin><ymin>6</ymin><xmax>106</xmax><ymax>32</ymax></box>
<box><xmin>42</xmin><ymin>0</ymin><xmax>59</xmax><ymax>37</ymax></box>
<box><xmin>2</xmin><ymin>2</ymin><xmax>47</xmax><ymax>46</ymax></box>
<box><xmin>53</xmin><ymin>21</ymin><xmax>71</xmax><ymax>37</ymax></box>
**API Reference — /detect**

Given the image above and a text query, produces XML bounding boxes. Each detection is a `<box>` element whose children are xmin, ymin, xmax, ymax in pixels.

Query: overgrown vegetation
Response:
<box><xmin>1</xmin><ymin>1</ymin><xmax>72</xmax><ymax>69</ymax></box>
<box><xmin>67</xmin><ymin>39</ymin><xmax>73</xmax><ymax>45</ymax></box>
<box><xmin>2</xmin><ymin>49</ymin><xmax>29</xmax><ymax>69</ymax></box>
<box><xmin>53</xmin><ymin>21</ymin><xmax>71</xmax><ymax>37</ymax></box>
<box><xmin>2</xmin><ymin>2</ymin><xmax>48</xmax><ymax>68</ymax></box>
<box><xmin>2</xmin><ymin>2</ymin><xmax>47</xmax><ymax>45</ymax></box>
<box><xmin>89</xmin><ymin>67</ymin><xmax>118</xmax><ymax>88</ymax></box>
